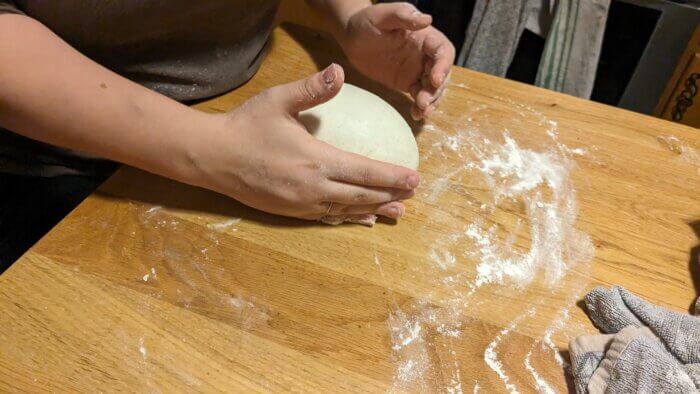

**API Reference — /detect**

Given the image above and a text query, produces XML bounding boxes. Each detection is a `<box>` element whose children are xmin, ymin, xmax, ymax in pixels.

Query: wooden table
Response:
<box><xmin>1</xmin><ymin>24</ymin><xmax>699</xmax><ymax>393</ymax></box>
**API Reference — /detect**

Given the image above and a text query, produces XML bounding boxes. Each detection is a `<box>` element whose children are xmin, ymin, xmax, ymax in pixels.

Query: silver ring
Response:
<box><xmin>325</xmin><ymin>202</ymin><xmax>334</xmax><ymax>215</ymax></box>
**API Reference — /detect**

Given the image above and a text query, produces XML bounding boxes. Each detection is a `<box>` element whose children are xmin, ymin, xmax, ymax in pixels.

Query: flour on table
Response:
<box><xmin>657</xmin><ymin>135</ymin><xmax>700</xmax><ymax>174</ymax></box>
<box><xmin>138</xmin><ymin>337</ymin><xmax>147</xmax><ymax>361</ymax></box>
<box><xmin>463</xmin><ymin>132</ymin><xmax>594</xmax><ymax>289</ymax></box>
<box><xmin>484</xmin><ymin>307</ymin><xmax>536</xmax><ymax>394</ymax></box>
<box><xmin>207</xmin><ymin>218</ymin><xmax>240</xmax><ymax>231</ymax></box>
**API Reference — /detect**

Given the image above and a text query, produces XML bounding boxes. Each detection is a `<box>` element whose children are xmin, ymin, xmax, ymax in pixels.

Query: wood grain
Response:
<box><xmin>1</xmin><ymin>24</ymin><xmax>698</xmax><ymax>393</ymax></box>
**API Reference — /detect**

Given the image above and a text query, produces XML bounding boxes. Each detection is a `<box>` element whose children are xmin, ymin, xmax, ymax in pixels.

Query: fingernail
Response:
<box><xmin>388</xmin><ymin>207</ymin><xmax>400</xmax><ymax>218</ymax></box>
<box><xmin>322</xmin><ymin>64</ymin><xmax>336</xmax><ymax>84</ymax></box>
<box><xmin>406</xmin><ymin>174</ymin><xmax>420</xmax><ymax>188</ymax></box>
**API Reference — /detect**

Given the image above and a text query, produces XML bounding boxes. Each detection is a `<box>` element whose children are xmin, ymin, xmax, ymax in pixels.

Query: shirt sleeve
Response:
<box><xmin>0</xmin><ymin>1</ymin><xmax>23</xmax><ymax>15</ymax></box>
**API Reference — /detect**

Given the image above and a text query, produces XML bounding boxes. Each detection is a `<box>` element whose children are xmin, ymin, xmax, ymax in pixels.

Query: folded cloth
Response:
<box><xmin>569</xmin><ymin>286</ymin><xmax>700</xmax><ymax>393</ymax></box>
<box><xmin>457</xmin><ymin>0</ymin><xmax>610</xmax><ymax>99</ymax></box>
<box><xmin>456</xmin><ymin>0</ymin><xmax>539</xmax><ymax>77</ymax></box>
<box><xmin>535</xmin><ymin>0</ymin><xmax>611</xmax><ymax>99</ymax></box>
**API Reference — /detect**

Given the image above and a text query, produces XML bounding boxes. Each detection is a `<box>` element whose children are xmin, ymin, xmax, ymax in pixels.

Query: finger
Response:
<box><xmin>324</xmin><ymin>147</ymin><xmax>420</xmax><ymax>190</ymax></box>
<box><xmin>422</xmin><ymin>33</ymin><xmax>455</xmax><ymax>88</ymax></box>
<box><xmin>431</xmin><ymin>76</ymin><xmax>448</xmax><ymax>101</ymax></box>
<box><xmin>326</xmin><ymin>182</ymin><xmax>416</xmax><ymax>205</ymax></box>
<box><xmin>416</xmin><ymin>88</ymin><xmax>435</xmax><ymax>111</ymax></box>
<box><xmin>410</xmin><ymin>104</ymin><xmax>424</xmax><ymax>121</ymax></box>
<box><xmin>370</xmin><ymin>3</ymin><xmax>432</xmax><ymax>31</ymax></box>
<box><xmin>416</xmin><ymin>79</ymin><xmax>446</xmax><ymax>110</ymax></box>
<box><xmin>408</xmin><ymin>81</ymin><xmax>422</xmax><ymax>100</ymax></box>
<box><xmin>328</xmin><ymin>201</ymin><xmax>406</xmax><ymax>219</ymax></box>
<box><xmin>268</xmin><ymin>63</ymin><xmax>345</xmax><ymax>114</ymax></box>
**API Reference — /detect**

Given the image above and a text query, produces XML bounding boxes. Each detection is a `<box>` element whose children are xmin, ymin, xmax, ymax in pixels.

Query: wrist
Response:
<box><xmin>317</xmin><ymin>0</ymin><xmax>372</xmax><ymax>39</ymax></box>
<box><xmin>167</xmin><ymin>110</ymin><xmax>229</xmax><ymax>188</ymax></box>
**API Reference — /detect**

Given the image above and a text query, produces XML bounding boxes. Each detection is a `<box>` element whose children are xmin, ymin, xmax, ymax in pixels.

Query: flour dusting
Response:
<box><xmin>208</xmin><ymin>218</ymin><xmax>241</xmax><ymax>231</ymax></box>
<box><xmin>138</xmin><ymin>337</ymin><xmax>147</xmax><ymax>361</ymax></box>
<box><xmin>524</xmin><ymin>349</ymin><xmax>555</xmax><ymax>394</ymax></box>
<box><xmin>657</xmin><ymin>135</ymin><xmax>700</xmax><ymax>174</ymax></box>
<box><xmin>380</xmin><ymin>99</ymin><xmax>595</xmax><ymax>391</ymax></box>
<box><xmin>145</xmin><ymin>206</ymin><xmax>162</xmax><ymax>215</ymax></box>
<box><xmin>391</xmin><ymin>316</ymin><xmax>422</xmax><ymax>350</ymax></box>
<box><xmin>429</xmin><ymin>248</ymin><xmax>457</xmax><ymax>270</ymax></box>
<box><xmin>484</xmin><ymin>307</ymin><xmax>536</xmax><ymax>394</ymax></box>
<box><xmin>465</xmin><ymin>132</ymin><xmax>594</xmax><ymax>289</ymax></box>
<box><xmin>387</xmin><ymin>305</ymin><xmax>435</xmax><ymax>392</ymax></box>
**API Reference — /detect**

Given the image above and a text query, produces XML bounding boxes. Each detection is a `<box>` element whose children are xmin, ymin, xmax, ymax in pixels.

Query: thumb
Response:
<box><xmin>272</xmin><ymin>63</ymin><xmax>345</xmax><ymax>114</ymax></box>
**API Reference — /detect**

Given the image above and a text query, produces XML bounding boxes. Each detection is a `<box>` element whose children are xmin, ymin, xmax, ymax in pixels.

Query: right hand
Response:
<box><xmin>186</xmin><ymin>64</ymin><xmax>420</xmax><ymax>221</ymax></box>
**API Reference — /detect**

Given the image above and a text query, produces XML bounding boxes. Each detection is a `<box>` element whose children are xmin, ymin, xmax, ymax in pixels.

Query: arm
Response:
<box><xmin>0</xmin><ymin>14</ymin><xmax>418</xmax><ymax>220</ymax></box>
<box><xmin>0</xmin><ymin>14</ymin><xmax>205</xmax><ymax>184</ymax></box>
<box><xmin>302</xmin><ymin>0</ymin><xmax>371</xmax><ymax>37</ymax></box>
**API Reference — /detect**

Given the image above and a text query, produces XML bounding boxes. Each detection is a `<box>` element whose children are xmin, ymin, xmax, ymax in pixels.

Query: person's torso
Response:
<box><xmin>1</xmin><ymin>0</ymin><xmax>280</xmax><ymax>177</ymax></box>
<box><xmin>17</xmin><ymin>0</ymin><xmax>280</xmax><ymax>100</ymax></box>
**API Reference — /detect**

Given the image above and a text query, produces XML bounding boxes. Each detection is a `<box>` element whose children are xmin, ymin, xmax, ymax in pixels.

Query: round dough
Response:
<box><xmin>299</xmin><ymin>83</ymin><xmax>419</xmax><ymax>170</ymax></box>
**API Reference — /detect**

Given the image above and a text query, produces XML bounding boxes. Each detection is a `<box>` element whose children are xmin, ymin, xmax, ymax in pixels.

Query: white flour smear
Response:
<box><xmin>484</xmin><ymin>307</ymin><xmax>536</xmax><ymax>394</ymax></box>
<box><xmin>466</xmin><ymin>130</ymin><xmax>591</xmax><ymax>391</ymax></box>
<box><xmin>145</xmin><ymin>206</ymin><xmax>162</xmax><ymax>215</ymax></box>
<box><xmin>464</xmin><ymin>132</ymin><xmax>594</xmax><ymax>289</ymax></box>
<box><xmin>522</xmin><ymin>307</ymin><xmax>571</xmax><ymax>393</ymax></box>
<box><xmin>524</xmin><ymin>350</ymin><xmax>555</xmax><ymax>394</ymax></box>
<box><xmin>429</xmin><ymin>248</ymin><xmax>457</xmax><ymax>270</ymax></box>
<box><xmin>207</xmin><ymin>218</ymin><xmax>241</xmax><ymax>231</ymax></box>
<box><xmin>657</xmin><ymin>135</ymin><xmax>700</xmax><ymax>175</ymax></box>
<box><xmin>138</xmin><ymin>337</ymin><xmax>147</xmax><ymax>361</ymax></box>
<box><xmin>388</xmin><ymin>306</ymin><xmax>434</xmax><ymax>392</ymax></box>
<box><xmin>375</xmin><ymin>96</ymin><xmax>596</xmax><ymax>392</ymax></box>
<box><xmin>374</xmin><ymin>249</ymin><xmax>465</xmax><ymax>394</ymax></box>
<box><xmin>387</xmin><ymin>301</ymin><xmax>465</xmax><ymax>394</ymax></box>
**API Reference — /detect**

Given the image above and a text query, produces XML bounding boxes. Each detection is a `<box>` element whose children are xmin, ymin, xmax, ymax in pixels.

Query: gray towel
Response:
<box><xmin>535</xmin><ymin>0</ymin><xmax>611</xmax><ymax>98</ymax></box>
<box><xmin>569</xmin><ymin>286</ymin><xmax>700</xmax><ymax>393</ymax></box>
<box><xmin>457</xmin><ymin>0</ymin><xmax>610</xmax><ymax>99</ymax></box>
<box><xmin>457</xmin><ymin>0</ymin><xmax>538</xmax><ymax>77</ymax></box>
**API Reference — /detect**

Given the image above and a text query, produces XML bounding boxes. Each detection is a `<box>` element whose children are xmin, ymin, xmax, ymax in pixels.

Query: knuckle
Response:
<box><xmin>353</xmin><ymin>192</ymin><xmax>370</xmax><ymax>203</ymax></box>
<box><xmin>399</xmin><ymin>3</ymin><xmax>417</xmax><ymax>14</ymax></box>
<box><xmin>303</xmin><ymin>160</ymin><xmax>323</xmax><ymax>172</ymax></box>
<box><xmin>280</xmin><ymin>187</ymin><xmax>303</xmax><ymax>205</ymax></box>
<box><xmin>357</xmin><ymin>167</ymin><xmax>373</xmax><ymax>184</ymax></box>
<box><xmin>299</xmin><ymin>79</ymin><xmax>318</xmax><ymax>102</ymax></box>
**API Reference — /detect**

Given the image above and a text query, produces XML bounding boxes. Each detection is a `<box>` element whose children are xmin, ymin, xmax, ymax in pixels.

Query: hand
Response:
<box><xmin>188</xmin><ymin>64</ymin><xmax>420</xmax><ymax>221</ymax></box>
<box><xmin>336</xmin><ymin>2</ymin><xmax>455</xmax><ymax>120</ymax></box>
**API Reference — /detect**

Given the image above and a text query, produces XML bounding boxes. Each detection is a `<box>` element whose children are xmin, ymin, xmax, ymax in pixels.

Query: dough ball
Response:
<box><xmin>299</xmin><ymin>83</ymin><xmax>419</xmax><ymax>170</ymax></box>
<box><xmin>299</xmin><ymin>83</ymin><xmax>419</xmax><ymax>227</ymax></box>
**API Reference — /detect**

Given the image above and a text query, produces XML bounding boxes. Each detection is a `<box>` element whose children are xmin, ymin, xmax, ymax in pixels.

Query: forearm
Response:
<box><xmin>0</xmin><ymin>14</ymin><xmax>216</xmax><ymax>182</ymax></box>
<box><xmin>303</xmin><ymin>0</ymin><xmax>371</xmax><ymax>36</ymax></box>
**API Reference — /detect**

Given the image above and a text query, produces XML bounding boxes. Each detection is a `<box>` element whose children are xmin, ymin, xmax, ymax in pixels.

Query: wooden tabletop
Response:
<box><xmin>1</xmin><ymin>24</ymin><xmax>699</xmax><ymax>393</ymax></box>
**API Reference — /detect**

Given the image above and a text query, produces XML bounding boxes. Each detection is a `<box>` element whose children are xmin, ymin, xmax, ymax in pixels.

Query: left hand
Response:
<box><xmin>335</xmin><ymin>2</ymin><xmax>455</xmax><ymax>120</ymax></box>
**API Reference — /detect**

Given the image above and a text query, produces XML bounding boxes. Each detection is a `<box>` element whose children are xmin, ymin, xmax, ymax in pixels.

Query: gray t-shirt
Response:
<box><xmin>0</xmin><ymin>0</ymin><xmax>279</xmax><ymax>176</ymax></box>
